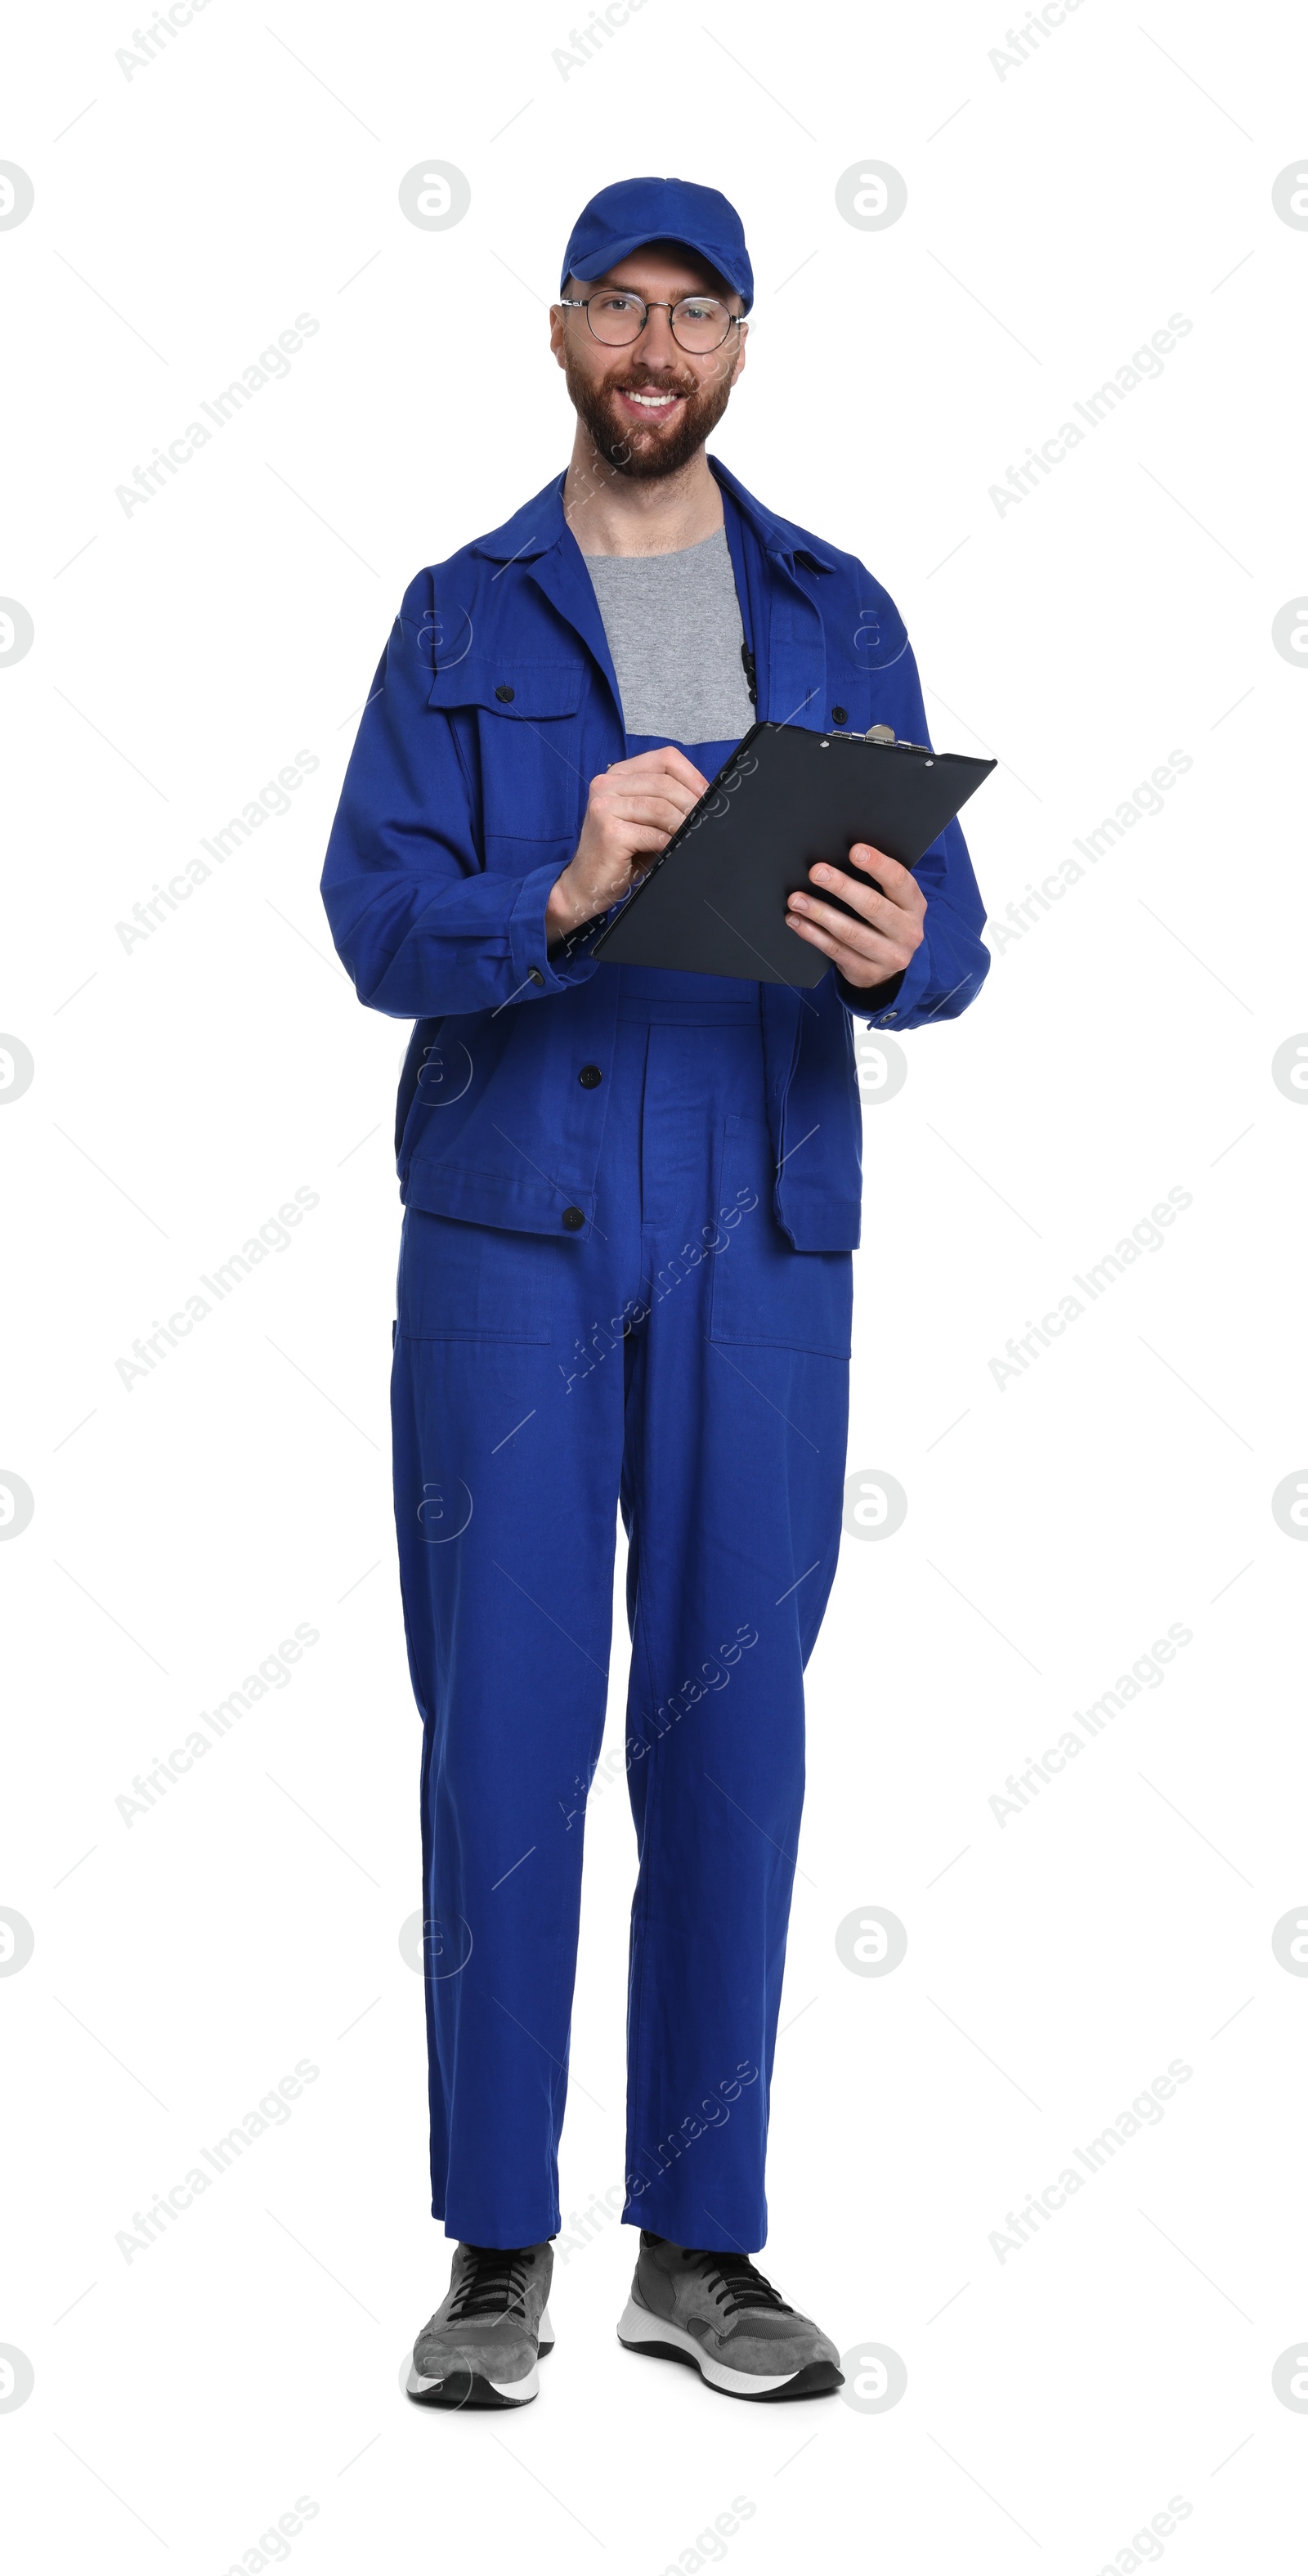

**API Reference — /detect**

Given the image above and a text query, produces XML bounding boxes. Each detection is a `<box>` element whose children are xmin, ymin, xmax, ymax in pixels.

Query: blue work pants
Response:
<box><xmin>391</xmin><ymin>974</ymin><xmax>852</xmax><ymax>2251</ymax></box>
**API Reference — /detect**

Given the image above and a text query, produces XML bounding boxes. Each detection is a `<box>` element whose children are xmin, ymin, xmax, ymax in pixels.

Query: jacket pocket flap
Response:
<box><xmin>427</xmin><ymin>658</ymin><xmax>584</xmax><ymax>719</ymax></box>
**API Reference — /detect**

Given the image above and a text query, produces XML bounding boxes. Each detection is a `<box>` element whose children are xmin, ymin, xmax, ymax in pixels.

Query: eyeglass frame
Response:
<box><xmin>558</xmin><ymin>292</ymin><xmax>747</xmax><ymax>353</ymax></box>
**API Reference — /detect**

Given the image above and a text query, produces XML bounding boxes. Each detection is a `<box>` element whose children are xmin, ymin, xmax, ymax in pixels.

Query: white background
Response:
<box><xmin>3</xmin><ymin>1</ymin><xmax>1307</xmax><ymax>2568</ymax></box>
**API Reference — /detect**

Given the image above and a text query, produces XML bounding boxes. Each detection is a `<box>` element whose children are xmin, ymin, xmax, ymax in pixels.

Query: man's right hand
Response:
<box><xmin>544</xmin><ymin>746</ymin><xmax>709</xmax><ymax>943</ymax></box>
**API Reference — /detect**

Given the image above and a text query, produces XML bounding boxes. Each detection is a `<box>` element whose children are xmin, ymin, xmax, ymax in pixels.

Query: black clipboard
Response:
<box><xmin>589</xmin><ymin>721</ymin><xmax>996</xmax><ymax>987</ymax></box>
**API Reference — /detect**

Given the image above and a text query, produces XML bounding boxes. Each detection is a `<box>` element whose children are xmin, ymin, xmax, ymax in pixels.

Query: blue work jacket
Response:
<box><xmin>320</xmin><ymin>456</ymin><xmax>990</xmax><ymax>1252</ymax></box>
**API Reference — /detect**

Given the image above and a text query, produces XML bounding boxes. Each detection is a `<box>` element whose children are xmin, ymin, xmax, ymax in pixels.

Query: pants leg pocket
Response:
<box><xmin>708</xmin><ymin>1115</ymin><xmax>853</xmax><ymax>1358</ymax></box>
<box><xmin>396</xmin><ymin>1207</ymin><xmax>558</xmax><ymax>1344</ymax></box>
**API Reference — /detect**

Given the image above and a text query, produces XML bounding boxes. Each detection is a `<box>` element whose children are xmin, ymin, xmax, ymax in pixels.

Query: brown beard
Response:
<box><xmin>562</xmin><ymin>343</ymin><xmax>737</xmax><ymax>481</ymax></box>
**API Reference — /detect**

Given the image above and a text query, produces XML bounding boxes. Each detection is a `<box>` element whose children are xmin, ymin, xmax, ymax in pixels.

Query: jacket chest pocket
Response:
<box><xmin>428</xmin><ymin>658</ymin><xmax>586</xmax><ymax>856</ymax></box>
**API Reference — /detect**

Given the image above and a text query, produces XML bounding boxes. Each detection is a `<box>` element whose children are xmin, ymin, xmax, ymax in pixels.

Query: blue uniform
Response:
<box><xmin>321</xmin><ymin>459</ymin><xmax>990</xmax><ymax>1252</ymax></box>
<box><xmin>322</xmin><ymin>465</ymin><xmax>990</xmax><ymax>2250</ymax></box>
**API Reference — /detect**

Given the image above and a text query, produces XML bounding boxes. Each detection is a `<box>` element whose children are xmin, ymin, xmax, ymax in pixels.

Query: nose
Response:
<box><xmin>634</xmin><ymin>302</ymin><xmax>678</xmax><ymax>366</ymax></box>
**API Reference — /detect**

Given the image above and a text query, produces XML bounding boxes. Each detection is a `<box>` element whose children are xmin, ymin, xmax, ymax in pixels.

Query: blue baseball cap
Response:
<box><xmin>561</xmin><ymin>175</ymin><xmax>753</xmax><ymax>311</ymax></box>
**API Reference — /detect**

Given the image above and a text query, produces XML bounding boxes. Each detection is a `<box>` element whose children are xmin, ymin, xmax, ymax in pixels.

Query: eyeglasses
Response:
<box><xmin>559</xmin><ymin>291</ymin><xmax>744</xmax><ymax>354</ymax></box>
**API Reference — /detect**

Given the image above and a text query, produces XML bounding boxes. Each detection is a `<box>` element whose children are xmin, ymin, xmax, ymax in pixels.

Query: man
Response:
<box><xmin>321</xmin><ymin>176</ymin><xmax>989</xmax><ymax>2410</ymax></box>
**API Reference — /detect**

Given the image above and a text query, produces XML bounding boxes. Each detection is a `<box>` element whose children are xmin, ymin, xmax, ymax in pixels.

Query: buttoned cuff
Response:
<box><xmin>508</xmin><ymin>860</ymin><xmax>601</xmax><ymax>997</ymax></box>
<box><xmin>837</xmin><ymin>934</ymin><xmax>929</xmax><ymax>1027</ymax></box>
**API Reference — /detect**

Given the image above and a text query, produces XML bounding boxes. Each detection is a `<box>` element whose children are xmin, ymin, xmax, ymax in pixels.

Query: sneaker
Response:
<box><xmin>616</xmin><ymin>2233</ymin><xmax>843</xmax><ymax>2401</ymax></box>
<box><xmin>406</xmin><ymin>2241</ymin><xmax>554</xmax><ymax>2410</ymax></box>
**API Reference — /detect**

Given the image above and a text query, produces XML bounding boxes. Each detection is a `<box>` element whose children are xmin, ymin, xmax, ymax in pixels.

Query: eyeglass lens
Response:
<box><xmin>585</xmin><ymin>292</ymin><xmax>734</xmax><ymax>352</ymax></box>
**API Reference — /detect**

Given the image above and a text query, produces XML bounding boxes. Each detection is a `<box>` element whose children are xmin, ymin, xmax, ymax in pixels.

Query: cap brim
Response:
<box><xmin>564</xmin><ymin>232</ymin><xmax>751</xmax><ymax>308</ymax></box>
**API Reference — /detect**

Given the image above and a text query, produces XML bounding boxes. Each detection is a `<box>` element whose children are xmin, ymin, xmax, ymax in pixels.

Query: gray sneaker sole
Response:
<box><xmin>616</xmin><ymin>2297</ymin><xmax>842</xmax><ymax>2402</ymax></box>
<box><xmin>405</xmin><ymin>2305</ymin><xmax>554</xmax><ymax>2410</ymax></box>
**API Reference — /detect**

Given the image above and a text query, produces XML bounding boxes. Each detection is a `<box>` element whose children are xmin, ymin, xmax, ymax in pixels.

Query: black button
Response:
<box><xmin>526</xmin><ymin>967</ymin><xmax>544</xmax><ymax>986</ymax></box>
<box><xmin>562</xmin><ymin>1206</ymin><xmax>585</xmax><ymax>1230</ymax></box>
<box><xmin>831</xmin><ymin>705</ymin><xmax>848</xmax><ymax>724</ymax></box>
<box><xmin>578</xmin><ymin>1064</ymin><xmax>602</xmax><ymax>1088</ymax></box>
<box><xmin>495</xmin><ymin>683</ymin><xmax>515</xmax><ymax>702</ymax></box>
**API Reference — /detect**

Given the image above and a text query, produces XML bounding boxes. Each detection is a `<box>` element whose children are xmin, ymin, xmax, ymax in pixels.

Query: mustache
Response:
<box><xmin>601</xmin><ymin>368</ymin><xmax>698</xmax><ymax>399</ymax></box>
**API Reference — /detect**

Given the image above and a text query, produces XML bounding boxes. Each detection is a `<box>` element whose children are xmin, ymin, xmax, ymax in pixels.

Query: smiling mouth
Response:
<box><xmin>615</xmin><ymin>386</ymin><xmax>684</xmax><ymax>414</ymax></box>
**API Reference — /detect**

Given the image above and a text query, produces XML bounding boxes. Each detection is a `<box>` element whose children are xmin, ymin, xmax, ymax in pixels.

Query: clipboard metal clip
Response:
<box><xmin>831</xmin><ymin>724</ymin><xmax>933</xmax><ymax>754</ymax></box>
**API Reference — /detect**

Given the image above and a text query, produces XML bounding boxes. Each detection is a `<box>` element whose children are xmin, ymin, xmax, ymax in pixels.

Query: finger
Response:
<box><xmin>787</xmin><ymin>876</ymin><xmax>901</xmax><ymax>948</ymax></box>
<box><xmin>615</xmin><ymin>748</ymin><xmax>710</xmax><ymax>795</ymax></box>
<box><xmin>849</xmin><ymin>842</ymin><xmax>914</xmax><ymax>896</ymax></box>
<box><xmin>604</xmin><ymin>794</ymin><xmax>702</xmax><ymax>832</ymax></box>
<box><xmin>809</xmin><ymin>862</ymin><xmax>924</xmax><ymax>932</ymax></box>
<box><xmin>650</xmin><ymin>746</ymin><xmax>710</xmax><ymax>793</ymax></box>
<box><xmin>786</xmin><ymin>913</ymin><xmax>894</xmax><ymax>973</ymax></box>
<box><xmin>787</xmin><ymin>895</ymin><xmax>903</xmax><ymax>962</ymax></box>
<box><xmin>651</xmin><ymin>777</ymin><xmax>708</xmax><ymax>815</ymax></box>
<box><xmin>603</xmin><ymin>773</ymin><xmax>705</xmax><ymax>813</ymax></box>
<box><xmin>634</xmin><ymin>767</ymin><xmax>708</xmax><ymax>806</ymax></box>
<box><xmin>785</xmin><ymin>915</ymin><xmax>851</xmax><ymax>963</ymax></box>
<box><xmin>804</xmin><ymin>864</ymin><xmax>889</xmax><ymax>928</ymax></box>
<box><xmin>611</xmin><ymin>822</ymin><xmax>682</xmax><ymax>856</ymax></box>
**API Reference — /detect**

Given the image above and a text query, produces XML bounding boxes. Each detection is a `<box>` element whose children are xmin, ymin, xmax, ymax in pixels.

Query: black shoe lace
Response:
<box><xmin>449</xmin><ymin>2245</ymin><xmax>530</xmax><ymax>2322</ymax></box>
<box><xmin>684</xmin><ymin>2250</ymin><xmax>793</xmax><ymax>2318</ymax></box>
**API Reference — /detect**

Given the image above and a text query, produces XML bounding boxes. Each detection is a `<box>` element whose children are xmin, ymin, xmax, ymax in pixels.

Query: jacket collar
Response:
<box><xmin>706</xmin><ymin>456</ymin><xmax>836</xmax><ymax>576</ymax></box>
<box><xmin>467</xmin><ymin>456</ymin><xmax>836</xmax><ymax>576</ymax></box>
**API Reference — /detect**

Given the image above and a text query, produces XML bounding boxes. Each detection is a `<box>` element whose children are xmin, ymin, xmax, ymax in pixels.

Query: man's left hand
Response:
<box><xmin>785</xmin><ymin>844</ymin><xmax>925</xmax><ymax>991</ymax></box>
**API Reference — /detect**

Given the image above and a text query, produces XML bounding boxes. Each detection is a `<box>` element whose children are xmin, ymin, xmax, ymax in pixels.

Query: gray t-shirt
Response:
<box><xmin>581</xmin><ymin>524</ymin><xmax>755</xmax><ymax>741</ymax></box>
